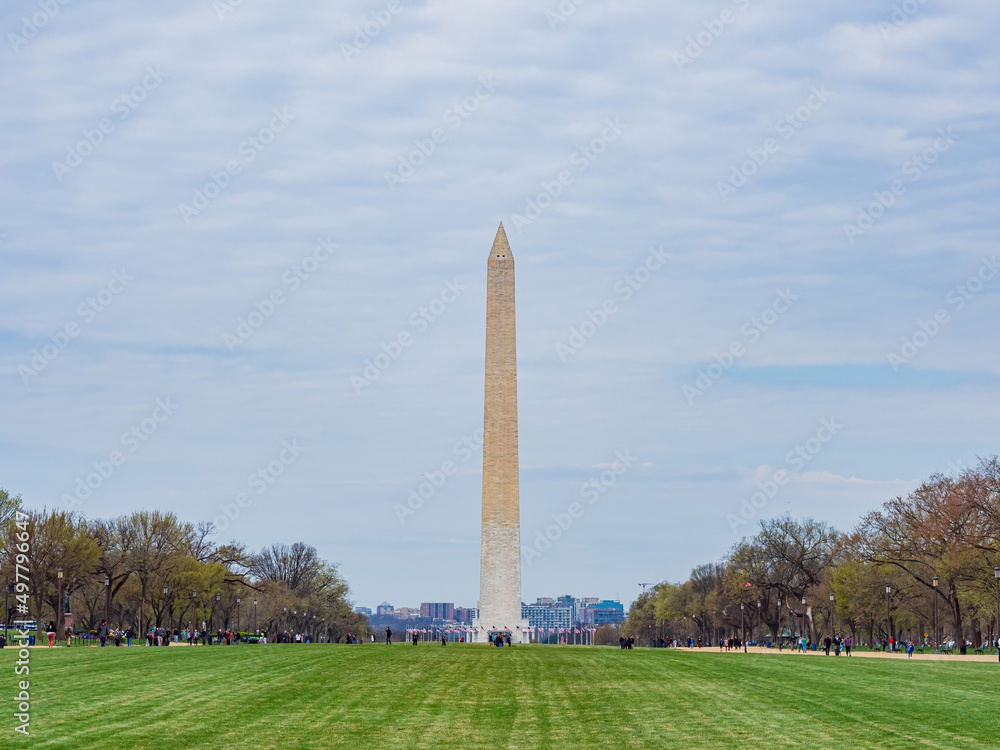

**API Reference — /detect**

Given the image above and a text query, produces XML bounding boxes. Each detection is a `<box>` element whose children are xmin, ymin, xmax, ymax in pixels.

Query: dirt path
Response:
<box><xmin>690</xmin><ymin>644</ymin><xmax>1000</xmax><ymax>663</ymax></box>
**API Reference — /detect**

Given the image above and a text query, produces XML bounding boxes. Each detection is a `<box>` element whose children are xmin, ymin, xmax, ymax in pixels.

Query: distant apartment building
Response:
<box><xmin>376</xmin><ymin>602</ymin><xmax>394</xmax><ymax>617</ymax></box>
<box><xmin>354</xmin><ymin>606</ymin><xmax>372</xmax><ymax>616</ymax></box>
<box><xmin>396</xmin><ymin>607</ymin><xmax>420</xmax><ymax>619</ymax></box>
<box><xmin>582</xmin><ymin>599</ymin><xmax>625</xmax><ymax>626</ymax></box>
<box><xmin>575</xmin><ymin>597</ymin><xmax>601</xmax><ymax>623</ymax></box>
<box><xmin>420</xmin><ymin>603</ymin><xmax>455</xmax><ymax>620</ymax></box>
<box><xmin>522</xmin><ymin>599</ymin><xmax>573</xmax><ymax>629</ymax></box>
<box><xmin>454</xmin><ymin>607</ymin><xmax>477</xmax><ymax>624</ymax></box>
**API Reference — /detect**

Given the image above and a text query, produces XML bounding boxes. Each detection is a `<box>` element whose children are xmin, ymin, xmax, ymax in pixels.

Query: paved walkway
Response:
<box><xmin>693</xmin><ymin>645</ymin><xmax>1000</xmax><ymax>663</ymax></box>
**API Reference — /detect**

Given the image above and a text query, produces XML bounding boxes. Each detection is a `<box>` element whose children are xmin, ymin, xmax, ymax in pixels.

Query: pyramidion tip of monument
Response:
<box><xmin>490</xmin><ymin>221</ymin><xmax>512</xmax><ymax>259</ymax></box>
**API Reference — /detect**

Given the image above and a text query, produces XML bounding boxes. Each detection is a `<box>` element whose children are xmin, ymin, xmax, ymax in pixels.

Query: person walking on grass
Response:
<box><xmin>385</xmin><ymin>626</ymin><xmax>392</xmax><ymax>645</ymax></box>
<box><xmin>845</xmin><ymin>635</ymin><xmax>852</xmax><ymax>656</ymax></box>
<box><xmin>907</xmin><ymin>640</ymin><xmax>915</xmax><ymax>659</ymax></box>
<box><xmin>824</xmin><ymin>635</ymin><xmax>831</xmax><ymax>656</ymax></box>
<box><xmin>98</xmin><ymin>620</ymin><xmax>109</xmax><ymax>648</ymax></box>
<box><xmin>47</xmin><ymin>620</ymin><xmax>56</xmax><ymax>648</ymax></box>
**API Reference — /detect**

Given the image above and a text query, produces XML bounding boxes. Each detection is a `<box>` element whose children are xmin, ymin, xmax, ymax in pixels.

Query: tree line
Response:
<box><xmin>0</xmin><ymin>495</ymin><xmax>368</xmax><ymax>641</ymax></box>
<box><xmin>624</xmin><ymin>456</ymin><xmax>1000</xmax><ymax>648</ymax></box>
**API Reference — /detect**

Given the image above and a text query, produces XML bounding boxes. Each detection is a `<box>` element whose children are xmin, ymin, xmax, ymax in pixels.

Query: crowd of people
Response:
<box><xmin>56</xmin><ymin>621</ymin><xmax>280</xmax><ymax>647</ymax></box>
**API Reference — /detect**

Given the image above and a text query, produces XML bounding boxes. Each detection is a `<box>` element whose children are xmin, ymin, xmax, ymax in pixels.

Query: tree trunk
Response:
<box><xmin>950</xmin><ymin>594</ymin><xmax>962</xmax><ymax>645</ymax></box>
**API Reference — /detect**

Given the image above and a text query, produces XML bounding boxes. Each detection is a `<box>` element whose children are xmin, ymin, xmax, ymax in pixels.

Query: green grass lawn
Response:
<box><xmin>3</xmin><ymin>643</ymin><xmax>999</xmax><ymax>749</ymax></box>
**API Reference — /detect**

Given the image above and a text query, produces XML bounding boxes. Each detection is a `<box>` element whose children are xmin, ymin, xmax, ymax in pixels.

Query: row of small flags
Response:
<box><xmin>405</xmin><ymin>627</ymin><xmax>597</xmax><ymax>633</ymax></box>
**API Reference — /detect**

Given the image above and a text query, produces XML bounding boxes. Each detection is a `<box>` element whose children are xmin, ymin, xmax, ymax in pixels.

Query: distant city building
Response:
<box><xmin>454</xmin><ymin>607</ymin><xmax>477</xmax><ymax>624</ymax></box>
<box><xmin>354</xmin><ymin>606</ymin><xmax>372</xmax><ymax>616</ymax></box>
<box><xmin>522</xmin><ymin>598</ymin><xmax>573</xmax><ymax>629</ymax></box>
<box><xmin>575</xmin><ymin>597</ymin><xmax>600</xmax><ymax>623</ymax></box>
<box><xmin>376</xmin><ymin>602</ymin><xmax>394</xmax><ymax>617</ymax></box>
<box><xmin>583</xmin><ymin>599</ymin><xmax>625</xmax><ymax>626</ymax></box>
<box><xmin>420</xmin><ymin>603</ymin><xmax>455</xmax><ymax>620</ymax></box>
<box><xmin>395</xmin><ymin>607</ymin><xmax>420</xmax><ymax>619</ymax></box>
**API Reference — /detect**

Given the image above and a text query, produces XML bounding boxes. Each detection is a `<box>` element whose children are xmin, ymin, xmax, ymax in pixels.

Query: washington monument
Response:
<box><xmin>473</xmin><ymin>223</ymin><xmax>529</xmax><ymax>641</ymax></box>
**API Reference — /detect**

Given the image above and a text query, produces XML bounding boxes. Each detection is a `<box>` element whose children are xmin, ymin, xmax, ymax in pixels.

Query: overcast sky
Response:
<box><xmin>2</xmin><ymin>0</ymin><xmax>998</xmax><ymax>611</ymax></box>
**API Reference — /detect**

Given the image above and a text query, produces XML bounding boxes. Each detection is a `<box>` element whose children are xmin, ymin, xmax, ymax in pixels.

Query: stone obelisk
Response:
<box><xmin>473</xmin><ymin>222</ymin><xmax>527</xmax><ymax>642</ymax></box>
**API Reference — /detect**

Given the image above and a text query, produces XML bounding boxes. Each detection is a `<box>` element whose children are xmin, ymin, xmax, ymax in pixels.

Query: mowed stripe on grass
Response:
<box><xmin>4</xmin><ymin>644</ymin><xmax>999</xmax><ymax>749</ymax></box>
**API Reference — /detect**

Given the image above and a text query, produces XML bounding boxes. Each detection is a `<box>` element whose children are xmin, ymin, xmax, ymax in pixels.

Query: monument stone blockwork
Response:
<box><xmin>473</xmin><ymin>223</ymin><xmax>529</xmax><ymax>642</ymax></box>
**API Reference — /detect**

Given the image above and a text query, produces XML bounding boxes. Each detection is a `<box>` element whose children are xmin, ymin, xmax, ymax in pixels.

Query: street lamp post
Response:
<box><xmin>932</xmin><ymin>576</ymin><xmax>939</xmax><ymax>650</ymax></box>
<box><xmin>829</xmin><ymin>593</ymin><xmax>835</xmax><ymax>640</ymax></box>
<box><xmin>163</xmin><ymin>587</ymin><xmax>169</xmax><ymax>632</ymax></box>
<box><xmin>237</xmin><ymin>598</ymin><xmax>241</xmax><ymax>640</ymax></box>
<box><xmin>56</xmin><ymin>568</ymin><xmax>63</xmax><ymax>629</ymax></box>
<box><xmin>740</xmin><ymin>603</ymin><xmax>746</xmax><ymax>652</ymax></box>
<box><xmin>756</xmin><ymin>601</ymin><xmax>761</xmax><ymax>645</ymax></box>
<box><xmin>104</xmin><ymin>575</ymin><xmax>111</xmax><ymax>625</ymax></box>
<box><xmin>993</xmin><ymin>567</ymin><xmax>999</xmax><ymax>661</ymax></box>
<box><xmin>55</xmin><ymin>568</ymin><xmax>66</xmax><ymax>644</ymax></box>
<box><xmin>191</xmin><ymin>591</ymin><xmax>197</xmax><ymax>645</ymax></box>
<box><xmin>215</xmin><ymin>593</ymin><xmax>221</xmax><ymax>639</ymax></box>
<box><xmin>801</xmin><ymin>596</ymin><xmax>807</xmax><ymax>650</ymax></box>
<box><xmin>885</xmin><ymin>586</ymin><xmax>892</xmax><ymax>651</ymax></box>
<box><xmin>777</xmin><ymin>598</ymin><xmax>782</xmax><ymax>650</ymax></box>
<box><xmin>253</xmin><ymin>599</ymin><xmax>258</xmax><ymax>635</ymax></box>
